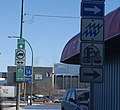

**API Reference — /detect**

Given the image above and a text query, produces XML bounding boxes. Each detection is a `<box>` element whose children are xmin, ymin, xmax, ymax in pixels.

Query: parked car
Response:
<box><xmin>61</xmin><ymin>88</ymin><xmax>90</xmax><ymax>110</ymax></box>
<box><xmin>52</xmin><ymin>98</ymin><xmax>62</xmax><ymax>103</ymax></box>
<box><xmin>33</xmin><ymin>96</ymin><xmax>49</xmax><ymax>103</ymax></box>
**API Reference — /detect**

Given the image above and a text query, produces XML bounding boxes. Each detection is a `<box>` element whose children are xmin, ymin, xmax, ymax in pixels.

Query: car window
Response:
<box><xmin>70</xmin><ymin>91</ymin><xmax>75</xmax><ymax>101</ymax></box>
<box><xmin>66</xmin><ymin>91</ymin><xmax>72</xmax><ymax>101</ymax></box>
<box><xmin>77</xmin><ymin>91</ymin><xmax>89</xmax><ymax>101</ymax></box>
<box><xmin>63</xmin><ymin>90</ymin><xmax>69</xmax><ymax>100</ymax></box>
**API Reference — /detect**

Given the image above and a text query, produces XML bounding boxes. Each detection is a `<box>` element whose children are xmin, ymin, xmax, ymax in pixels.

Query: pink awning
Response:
<box><xmin>60</xmin><ymin>7</ymin><xmax>120</xmax><ymax>64</ymax></box>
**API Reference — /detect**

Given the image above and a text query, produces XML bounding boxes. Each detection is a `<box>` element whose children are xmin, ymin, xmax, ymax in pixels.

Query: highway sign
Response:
<box><xmin>81</xmin><ymin>18</ymin><xmax>104</xmax><ymax>41</ymax></box>
<box><xmin>25</xmin><ymin>66</ymin><xmax>32</xmax><ymax>82</ymax></box>
<box><xmin>82</xmin><ymin>0</ymin><xmax>105</xmax><ymax>2</ymax></box>
<box><xmin>16</xmin><ymin>66</ymin><xmax>25</xmax><ymax>82</ymax></box>
<box><xmin>80</xmin><ymin>67</ymin><xmax>103</xmax><ymax>83</ymax></box>
<box><xmin>81</xmin><ymin>2</ymin><xmax>104</xmax><ymax>17</ymax></box>
<box><xmin>17</xmin><ymin>38</ymin><xmax>25</xmax><ymax>49</ymax></box>
<box><xmin>15</xmin><ymin>49</ymin><xmax>26</xmax><ymax>60</ymax></box>
<box><xmin>15</xmin><ymin>59</ymin><xmax>25</xmax><ymax>66</ymax></box>
<box><xmin>80</xmin><ymin>42</ymin><xmax>104</xmax><ymax>66</ymax></box>
<box><xmin>25</xmin><ymin>66</ymin><xmax>32</xmax><ymax>76</ymax></box>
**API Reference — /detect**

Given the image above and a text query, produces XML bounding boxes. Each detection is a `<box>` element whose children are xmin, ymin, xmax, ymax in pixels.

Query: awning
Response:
<box><xmin>60</xmin><ymin>7</ymin><xmax>120</xmax><ymax>64</ymax></box>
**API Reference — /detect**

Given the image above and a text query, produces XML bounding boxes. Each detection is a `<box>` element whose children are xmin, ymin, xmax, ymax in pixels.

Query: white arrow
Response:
<box><xmin>19</xmin><ymin>44</ymin><xmax>23</xmax><ymax>49</ymax></box>
<box><xmin>84</xmin><ymin>6</ymin><xmax>101</xmax><ymax>14</ymax></box>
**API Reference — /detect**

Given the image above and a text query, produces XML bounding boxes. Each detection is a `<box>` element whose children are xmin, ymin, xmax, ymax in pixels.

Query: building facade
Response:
<box><xmin>7</xmin><ymin>66</ymin><xmax>53</xmax><ymax>96</ymax></box>
<box><xmin>53</xmin><ymin>63</ymin><xmax>89</xmax><ymax>90</ymax></box>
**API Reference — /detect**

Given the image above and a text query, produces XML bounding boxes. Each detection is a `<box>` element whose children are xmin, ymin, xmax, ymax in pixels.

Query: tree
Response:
<box><xmin>34</xmin><ymin>78</ymin><xmax>54</xmax><ymax>96</ymax></box>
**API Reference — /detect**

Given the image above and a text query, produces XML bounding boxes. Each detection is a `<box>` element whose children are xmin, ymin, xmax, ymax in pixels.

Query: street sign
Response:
<box><xmin>16</xmin><ymin>66</ymin><xmax>25</xmax><ymax>82</ymax></box>
<box><xmin>82</xmin><ymin>0</ymin><xmax>105</xmax><ymax>2</ymax></box>
<box><xmin>25</xmin><ymin>66</ymin><xmax>32</xmax><ymax>82</ymax></box>
<box><xmin>15</xmin><ymin>49</ymin><xmax>26</xmax><ymax>66</ymax></box>
<box><xmin>81</xmin><ymin>2</ymin><xmax>104</xmax><ymax>17</ymax></box>
<box><xmin>80</xmin><ymin>42</ymin><xmax>104</xmax><ymax>66</ymax></box>
<box><xmin>17</xmin><ymin>38</ymin><xmax>25</xmax><ymax>49</ymax></box>
<box><xmin>80</xmin><ymin>67</ymin><xmax>103</xmax><ymax>83</ymax></box>
<box><xmin>15</xmin><ymin>49</ymin><xmax>26</xmax><ymax>60</ymax></box>
<box><xmin>81</xmin><ymin>18</ymin><xmax>104</xmax><ymax>41</ymax></box>
<box><xmin>15</xmin><ymin>59</ymin><xmax>25</xmax><ymax>66</ymax></box>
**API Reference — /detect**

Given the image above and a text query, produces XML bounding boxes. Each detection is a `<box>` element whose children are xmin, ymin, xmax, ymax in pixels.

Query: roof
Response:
<box><xmin>60</xmin><ymin>7</ymin><xmax>120</xmax><ymax>64</ymax></box>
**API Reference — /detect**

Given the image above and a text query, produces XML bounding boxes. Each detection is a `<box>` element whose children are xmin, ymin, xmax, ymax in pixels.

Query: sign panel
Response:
<box><xmin>80</xmin><ymin>42</ymin><xmax>104</xmax><ymax>66</ymax></box>
<box><xmin>17</xmin><ymin>38</ymin><xmax>25</xmax><ymax>49</ymax></box>
<box><xmin>35</xmin><ymin>74</ymin><xmax>42</xmax><ymax>80</ymax></box>
<box><xmin>80</xmin><ymin>67</ymin><xmax>103</xmax><ymax>83</ymax></box>
<box><xmin>15</xmin><ymin>49</ymin><xmax>26</xmax><ymax>60</ymax></box>
<box><xmin>25</xmin><ymin>66</ymin><xmax>32</xmax><ymax>82</ymax></box>
<box><xmin>81</xmin><ymin>18</ymin><xmax>104</xmax><ymax>41</ymax></box>
<box><xmin>15</xmin><ymin>49</ymin><xmax>26</xmax><ymax>66</ymax></box>
<box><xmin>16</xmin><ymin>66</ymin><xmax>25</xmax><ymax>82</ymax></box>
<box><xmin>15</xmin><ymin>59</ymin><xmax>25</xmax><ymax>66</ymax></box>
<box><xmin>81</xmin><ymin>2</ymin><xmax>104</xmax><ymax>17</ymax></box>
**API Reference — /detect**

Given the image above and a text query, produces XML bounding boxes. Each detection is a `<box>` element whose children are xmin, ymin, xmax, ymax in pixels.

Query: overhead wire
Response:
<box><xmin>24</xmin><ymin>12</ymin><xmax>80</xmax><ymax>24</ymax></box>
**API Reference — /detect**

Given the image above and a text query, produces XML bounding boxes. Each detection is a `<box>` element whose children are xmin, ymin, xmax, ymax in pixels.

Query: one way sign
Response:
<box><xmin>80</xmin><ymin>67</ymin><xmax>103</xmax><ymax>83</ymax></box>
<box><xmin>81</xmin><ymin>2</ymin><xmax>104</xmax><ymax>17</ymax></box>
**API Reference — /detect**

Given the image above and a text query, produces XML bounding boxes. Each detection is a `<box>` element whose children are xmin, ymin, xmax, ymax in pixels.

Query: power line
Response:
<box><xmin>24</xmin><ymin>12</ymin><xmax>80</xmax><ymax>24</ymax></box>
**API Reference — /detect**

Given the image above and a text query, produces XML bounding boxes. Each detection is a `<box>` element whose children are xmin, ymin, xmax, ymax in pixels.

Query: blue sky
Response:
<box><xmin>0</xmin><ymin>0</ymin><xmax>120</xmax><ymax>72</ymax></box>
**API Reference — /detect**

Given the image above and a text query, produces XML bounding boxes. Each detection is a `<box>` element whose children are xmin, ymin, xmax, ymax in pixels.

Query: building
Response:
<box><xmin>53</xmin><ymin>63</ymin><xmax>89</xmax><ymax>90</ymax></box>
<box><xmin>7</xmin><ymin>66</ymin><xmax>53</xmax><ymax>96</ymax></box>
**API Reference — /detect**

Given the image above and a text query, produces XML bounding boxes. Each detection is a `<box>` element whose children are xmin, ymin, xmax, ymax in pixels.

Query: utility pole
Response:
<box><xmin>16</xmin><ymin>0</ymin><xmax>24</xmax><ymax>110</ymax></box>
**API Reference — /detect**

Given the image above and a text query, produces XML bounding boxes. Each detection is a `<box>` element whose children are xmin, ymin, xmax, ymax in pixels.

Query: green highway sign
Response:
<box><xmin>16</xmin><ymin>66</ymin><xmax>25</xmax><ymax>82</ymax></box>
<box><xmin>17</xmin><ymin>38</ymin><xmax>25</xmax><ymax>49</ymax></box>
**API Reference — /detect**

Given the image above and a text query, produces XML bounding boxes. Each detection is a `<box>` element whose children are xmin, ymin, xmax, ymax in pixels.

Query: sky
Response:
<box><xmin>0</xmin><ymin>0</ymin><xmax>120</xmax><ymax>72</ymax></box>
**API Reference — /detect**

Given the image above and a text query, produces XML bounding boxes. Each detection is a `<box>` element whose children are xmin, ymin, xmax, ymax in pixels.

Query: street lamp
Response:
<box><xmin>8</xmin><ymin>36</ymin><xmax>34</xmax><ymax>105</ymax></box>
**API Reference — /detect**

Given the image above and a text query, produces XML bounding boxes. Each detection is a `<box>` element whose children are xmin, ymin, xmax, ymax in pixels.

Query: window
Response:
<box><xmin>66</xmin><ymin>91</ymin><xmax>72</xmax><ymax>101</ymax></box>
<box><xmin>77</xmin><ymin>91</ymin><xmax>89</xmax><ymax>101</ymax></box>
<box><xmin>70</xmin><ymin>91</ymin><xmax>75</xmax><ymax>101</ymax></box>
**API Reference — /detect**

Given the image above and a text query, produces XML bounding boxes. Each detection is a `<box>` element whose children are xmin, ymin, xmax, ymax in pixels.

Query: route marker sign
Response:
<box><xmin>80</xmin><ymin>67</ymin><xmax>103</xmax><ymax>83</ymax></box>
<box><xmin>25</xmin><ymin>66</ymin><xmax>32</xmax><ymax>82</ymax></box>
<box><xmin>16</xmin><ymin>66</ymin><xmax>25</xmax><ymax>82</ymax></box>
<box><xmin>81</xmin><ymin>18</ymin><xmax>104</xmax><ymax>41</ymax></box>
<box><xmin>81</xmin><ymin>2</ymin><xmax>104</xmax><ymax>17</ymax></box>
<box><xmin>15</xmin><ymin>49</ymin><xmax>26</xmax><ymax>65</ymax></box>
<box><xmin>17</xmin><ymin>38</ymin><xmax>25</xmax><ymax>49</ymax></box>
<box><xmin>80</xmin><ymin>42</ymin><xmax>104</xmax><ymax>66</ymax></box>
<box><xmin>15</xmin><ymin>49</ymin><xmax>26</xmax><ymax>60</ymax></box>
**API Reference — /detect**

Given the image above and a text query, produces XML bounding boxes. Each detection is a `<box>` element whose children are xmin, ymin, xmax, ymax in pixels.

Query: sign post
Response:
<box><xmin>80</xmin><ymin>0</ymin><xmax>105</xmax><ymax>110</ymax></box>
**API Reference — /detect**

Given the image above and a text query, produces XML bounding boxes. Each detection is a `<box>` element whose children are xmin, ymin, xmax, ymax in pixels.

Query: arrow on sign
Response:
<box><xmin>83</xmin><ymin>70</ymin><xmax>100</xmax><ymax>79</ymax></box>
<box><xmin>84</xmin><ymin>6</ymin><xmax>101</xmax><ymax>14</ymax></box>
<box><xmin>16</xmin><ymin>61</ymin><xmax>24</xmax><ymax>65</ymax></box>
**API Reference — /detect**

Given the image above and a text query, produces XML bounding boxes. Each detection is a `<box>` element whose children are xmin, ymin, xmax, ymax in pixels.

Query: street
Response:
<box><xmin>2</xmin><ymin>105</ymin><xmax>61</xmax><ymax>110</ymax></box>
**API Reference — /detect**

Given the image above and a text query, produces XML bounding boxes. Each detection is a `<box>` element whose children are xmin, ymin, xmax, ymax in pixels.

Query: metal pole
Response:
<box><xmin>20</xmin><ymin>0</ymin><xmax>24</xmax><ymax>39</ymax></box>
<box><xmin>16</xmin><ymin>0</ymin><xmax>24</xmax><ymax>110</ymax></box>
<box><xmin>23</xmin><ymin>39</ymin><xmax>33</xmax><ymax>105</ymax></box>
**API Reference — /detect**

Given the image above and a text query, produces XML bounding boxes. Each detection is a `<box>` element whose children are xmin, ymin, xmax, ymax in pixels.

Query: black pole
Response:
<box><xmin>20</xmin><ymin>0</ymin><xmax>24</xmax><ymax>39</ymax></box>
<box><xmin>16</xmin><ymin>0</ymin><xmax>24</xmax><ymax>110</ymax></box>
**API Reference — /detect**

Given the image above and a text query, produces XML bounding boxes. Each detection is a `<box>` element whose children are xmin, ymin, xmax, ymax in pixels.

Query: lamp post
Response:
<box><xmin>8</xmin><ymin>36</ymin><xmax>34</xmax><ymax>105</ymax></box>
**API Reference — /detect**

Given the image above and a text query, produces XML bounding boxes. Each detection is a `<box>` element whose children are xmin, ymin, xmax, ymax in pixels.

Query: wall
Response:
<box><xmin>92</xmin><ymin>54</ymin><xmax>120</xmax><ymax>110</ymax></box>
